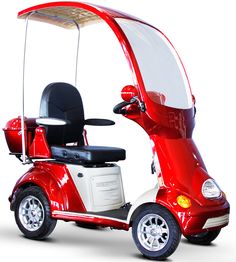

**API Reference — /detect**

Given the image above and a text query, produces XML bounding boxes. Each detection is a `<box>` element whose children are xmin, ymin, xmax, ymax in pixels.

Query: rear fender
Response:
<box><xmin>10</xmin><ymin>162</ymin><xmax>86</xmax><ymax>213</ymax></box>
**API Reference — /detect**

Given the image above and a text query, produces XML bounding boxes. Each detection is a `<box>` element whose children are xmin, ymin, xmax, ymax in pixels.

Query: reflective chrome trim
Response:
<box><xmin>203</xmin><ymin>214</ymin><xmax>229</xmax><ymax>229</ymax></box>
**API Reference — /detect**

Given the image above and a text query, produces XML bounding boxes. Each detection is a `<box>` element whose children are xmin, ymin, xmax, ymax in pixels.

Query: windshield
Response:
<box><xmin>116</xmin><ymin>18</ymin><xmax>193</xmax><ymax>109</ymax></box>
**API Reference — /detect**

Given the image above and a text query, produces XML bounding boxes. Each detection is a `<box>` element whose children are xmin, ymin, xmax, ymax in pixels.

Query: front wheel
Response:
<box><xmin>132</xmin><ymin>204</ymin><xmax>181</xmax><ymax>260</ymax></box>
<box><xmin>14</xmin><ymin>186</ymin><xmax>57</xmax><ymax>240</ymax></box>
<box><xmin>185</xmin><ymin>229</ymin><xmax>221</xmax><ymax>245</ymax></box>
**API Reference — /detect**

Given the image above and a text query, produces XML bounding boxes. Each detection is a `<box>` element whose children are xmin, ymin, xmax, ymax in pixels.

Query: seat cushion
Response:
<box><xmin>51</xmin><ymin>145</ymin><xmax>126</xmax><ymax>164</ymax></box>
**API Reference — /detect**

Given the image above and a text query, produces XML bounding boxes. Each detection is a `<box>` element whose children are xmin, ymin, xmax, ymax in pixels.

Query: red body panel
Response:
<box><xmin>151</xmin><ymin>137</ymin><xmax>228</xmax><ymax>207</ymax></box>
<box><xmin>11</xmin><ymin>161</ymin><xmax>130</xmax><ymax>229</ymax></box>
<box><xmin>150</xmin><ymin>137</ymin><xmax>230</xmax><ymax>235</ymax></box>
<box><xmin>11</xmin><ymin>162</ymin><xmax>86</xmax><ymax>213</ymax></box>
<box><xmin>155</xmin><ymin>188</ymin><xmax>229</xmax><ymax>235</ymax></box>
<box><xmin>28</xmin><ymin>127</ymin><xmax>51</xmax><ymax>158</ymax></box>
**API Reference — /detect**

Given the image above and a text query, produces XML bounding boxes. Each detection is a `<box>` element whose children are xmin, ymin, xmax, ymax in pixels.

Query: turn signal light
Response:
<box><xmin>177</xmin><ymin>195</ymin><xmax>191</xmax><ymax>209</ymax></box>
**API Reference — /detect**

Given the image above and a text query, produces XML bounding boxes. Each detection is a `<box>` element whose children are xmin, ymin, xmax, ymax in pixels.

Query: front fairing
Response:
<box><xmin>151</xmin><ymin>136</ymin><xmax>227</xmax><ymax>207</ymax></box>
<box><xmin>116</xmin><ymin>18</ymin><xmax>195</xmax><ymax>137</ymax></box>
<box><xmin>150</xmin><ymin>136</ymin><xmax>229</xmax><ymax>235</ymax></box>
<box><xmin>118</xmin><ymin>19</ymin><xmax>225</xmax><ymax>209</ymax></box>
<box><xmin>117</xmin><ymin>19</ymin><xmax>221</xmax><ymax>207</ymax></box>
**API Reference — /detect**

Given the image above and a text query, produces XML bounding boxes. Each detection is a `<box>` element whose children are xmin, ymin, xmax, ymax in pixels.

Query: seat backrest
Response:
<box><xmin>40</xmin><ymin>82</ymin><xmax>84</xmax><ymax>145</ymax></box>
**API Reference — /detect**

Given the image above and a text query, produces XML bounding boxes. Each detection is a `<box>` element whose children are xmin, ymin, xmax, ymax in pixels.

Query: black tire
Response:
<box><xmin>185</xmin><ymin>229</ymin><xmax>221</xmax><ymax>245</ymax></box>
<box><xmin>132</xmin><ymin>204</ymin><xmax>181</xmax><ymax>260</ymax></box>
<box><xmin>14</xmin><ymin>186</ymin><xmax>57</xmax><ymax>240</ymax></box>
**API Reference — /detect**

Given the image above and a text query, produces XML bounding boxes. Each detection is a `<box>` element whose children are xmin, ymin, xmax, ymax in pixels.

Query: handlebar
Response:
<box><xmin>113</xmin><ymin>101</ymin><xmax>134</xmax><ymax>114</ymax></box>
<box><xmin>113</xmin><ymin>97</ymin><xmax>146</xmax><ymax>114</ymax></box>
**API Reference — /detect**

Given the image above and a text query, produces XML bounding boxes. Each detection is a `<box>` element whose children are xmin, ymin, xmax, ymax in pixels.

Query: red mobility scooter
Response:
<box><xmin>3</xmin><ymin>2</ymin><xmax>229</xmax><ymax>260</ymax></box>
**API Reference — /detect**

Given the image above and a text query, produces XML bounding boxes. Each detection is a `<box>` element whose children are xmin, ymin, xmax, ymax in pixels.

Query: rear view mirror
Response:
<box><xmin>121</xmin><ymin>85</ymin><xmax>138</xmax><ymax>102</ymax></box>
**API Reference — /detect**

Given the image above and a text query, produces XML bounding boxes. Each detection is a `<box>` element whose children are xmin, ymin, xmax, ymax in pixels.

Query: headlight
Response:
<box><xmin>202</xmin><ymin>179</ymin><xmax>222</xmax><ymax>199</ymax></box>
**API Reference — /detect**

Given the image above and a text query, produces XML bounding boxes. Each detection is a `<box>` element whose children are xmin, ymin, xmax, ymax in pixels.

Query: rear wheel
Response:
<box><xmin>185</xmin><ymin>229</ymin><xmax>221</xmax><ymax>245</ymax></box>
<box><xmin>132</xmin><ymin>205</ymin><xmax>181</xmax><ymax>260</ymax></box>
<box><xmin>15</xmin><ymin>186</ymin><xmax>57</xmax><ymax>240</ymax></box>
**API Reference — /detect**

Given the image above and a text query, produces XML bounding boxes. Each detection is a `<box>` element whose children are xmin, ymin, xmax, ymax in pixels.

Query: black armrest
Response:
<box><xmin>84</xmin><ymin>118</ymin><xmax>115</xmax><ymax>126</ymax></box>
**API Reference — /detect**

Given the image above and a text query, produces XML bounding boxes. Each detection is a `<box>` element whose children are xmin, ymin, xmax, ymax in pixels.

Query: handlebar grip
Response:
<box><xmin>113</xmin><ymin>101</ymin><xmax>131</xmax><ymax>114</ymax></box>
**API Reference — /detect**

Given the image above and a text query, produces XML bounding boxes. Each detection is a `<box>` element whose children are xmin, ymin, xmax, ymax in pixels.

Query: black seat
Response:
<box><xmin>51</xmin><ymin>146</ymin><xmax>126</xmax><ymax>164</ymax></box>
<box><xmin>39</xmin><ymin>82</ymin><xmax>126</xmax><ymax>164</ymax></box>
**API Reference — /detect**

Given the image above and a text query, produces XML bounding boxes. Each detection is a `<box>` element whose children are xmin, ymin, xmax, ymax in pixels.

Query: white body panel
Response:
<box><xmin>127</xmin><ymin>184</ymin><xmax>159</xmax><ymax>223</ymax></box>
<box><xmin>52</xmin><ymin>185</ymin><xmax>159</xmax><ymax>225</ymax></box>
<box><xmin>66</xmin><ymin>164</ymin><xmax>125</xmax><ymax>212</ymax></box>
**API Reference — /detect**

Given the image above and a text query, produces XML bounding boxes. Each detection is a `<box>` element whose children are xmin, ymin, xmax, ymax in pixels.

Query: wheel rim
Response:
<box><xmin>19</xmin><ymin>196</ymin><xmax>45</xmax><ymax>232</ymax></box>
<box><xmin>137</xmin><ymin>213</ymin><xmax>169</xmax><ymax>251</ymax></box>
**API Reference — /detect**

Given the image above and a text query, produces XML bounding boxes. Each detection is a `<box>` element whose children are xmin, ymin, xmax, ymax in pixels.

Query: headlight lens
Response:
<box><xmin>202</xmin><ymin>179</ymin><xmax>222</xmax><ymax>199</ymax></box>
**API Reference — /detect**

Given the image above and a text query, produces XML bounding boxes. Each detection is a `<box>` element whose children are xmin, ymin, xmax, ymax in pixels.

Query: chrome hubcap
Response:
<box><xmin>19</xmin><ymin>196</ymin><xmax>44</xmax><ymax>231</ymax></box>
<box><xmin>137</xmin><ymin>214</ymin><xmax>169</xmax><ymax>251</ymax></box>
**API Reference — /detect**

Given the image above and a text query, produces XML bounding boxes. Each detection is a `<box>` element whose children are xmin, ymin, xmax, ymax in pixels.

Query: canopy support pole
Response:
<box><xmin>74</xmin><ymin>21</ymin><xmax>80</xmax><ymax>87</ymax></box>
<box><xmin>21</xmin><ymin>12</ymin><xmax>35</xmax><ymax>164</ymax></box>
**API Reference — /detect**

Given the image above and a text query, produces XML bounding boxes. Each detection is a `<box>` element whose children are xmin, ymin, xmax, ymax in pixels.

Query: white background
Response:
<box><xmin>0</xmin><ymin>0</ymin><xmax>235</xmax><ymax>261</ymax></box>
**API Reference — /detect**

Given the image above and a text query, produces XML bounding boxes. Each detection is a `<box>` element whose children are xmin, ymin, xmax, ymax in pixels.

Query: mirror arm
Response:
<box><xmin>130</xmin><ymin>96</ymin><xmax>146</xmax><ymax>112</ymax></box>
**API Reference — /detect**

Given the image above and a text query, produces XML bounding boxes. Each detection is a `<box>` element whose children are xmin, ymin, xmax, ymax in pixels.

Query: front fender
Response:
<box><xmin>155</xmin><ymin>188</ymin><xmax>229</xmax><ymax>235</ymax></box>
<box><xmin>10</xmin><ymin>161</ymin><xmax>86</xmax><ymax>213</ymax></box>
<box><xmin>127</xmin><ymin>185</ymin><xmax>159</xmax><ymax>223</ymax></box>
